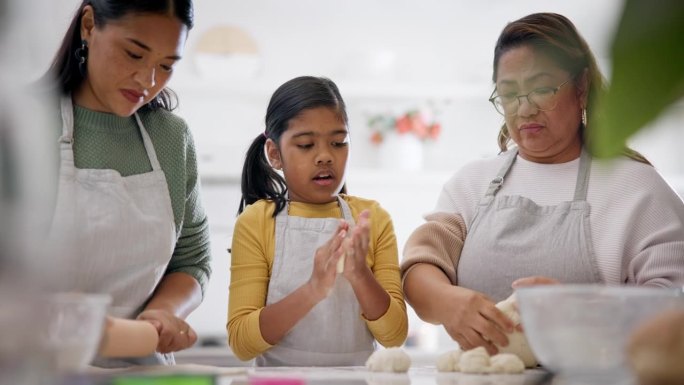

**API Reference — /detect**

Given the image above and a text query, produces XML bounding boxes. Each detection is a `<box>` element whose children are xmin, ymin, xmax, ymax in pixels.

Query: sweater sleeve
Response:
<box><xmin>165</xmin><ymin>125</ymin><xmax>212</xmax><ymax>295</ymax></box>
<box><xmin>624</xmin><ymin>169</ymin><xmax>684</xmax><ymax>287</ymax></box>
<box><xmin>227</xmin><ymin>203</ymin><xmax>273</xmax><ymax>360</ymax></box>
<box><xmin>362</xmin><ymin>201</ymin><xmax>408</xmax><ymax>347</ymax></box>
<box><xmin>400</xmin><ymin>212</ymin><xmax>467</xmax><ymax>285</ymax></box>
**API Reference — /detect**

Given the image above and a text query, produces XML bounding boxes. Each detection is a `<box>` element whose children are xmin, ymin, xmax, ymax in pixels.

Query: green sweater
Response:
<box><xmin>55</xmin><ymin>104</ymin><xmax>211</xmax><ymax>294</ymax></box>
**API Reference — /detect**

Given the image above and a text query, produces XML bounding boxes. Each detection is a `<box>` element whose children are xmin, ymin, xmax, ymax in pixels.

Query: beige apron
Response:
<box><xmin>256</xmin><ymin>197</ymin><xmax>376</xmax><ymax>366</ymax></box>
<box><xmin>458</xmin><ymin>149</ymin><xmax>602</xmax><ymax>302</ymax></box>
<box><xmin>49</xmin><ymin>96</ymin><xmax>176</xmax><ymax>366</ymax></box>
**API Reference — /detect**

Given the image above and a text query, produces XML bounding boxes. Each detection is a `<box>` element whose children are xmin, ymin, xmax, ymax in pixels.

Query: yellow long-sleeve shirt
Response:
<box><xmin>227</xmin><ymin>195</ymin><xmax>408</xmax><ymax>361</ymax></box>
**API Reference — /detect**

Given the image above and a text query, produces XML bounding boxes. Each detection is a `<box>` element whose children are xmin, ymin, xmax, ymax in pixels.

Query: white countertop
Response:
<box><xmin>88</xmin><ymin>364</ymin><xmax>554</xmax><ymax>385</ymax></box>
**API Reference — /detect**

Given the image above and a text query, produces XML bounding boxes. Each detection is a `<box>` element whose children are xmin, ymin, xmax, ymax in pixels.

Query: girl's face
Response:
<box><xmin>266</xmin><ymin>107</ymin><xmax>349</xmax><ymax>204</ymax></box>
<box><xmin>74</xmin><ymin>6</ymin><xmax>187</xmax><ymax>116</ymax></box>
<box><xmin>496</xmin><ymin>45</ymin><xmax>587</xmax><ymax>164</ymax></box>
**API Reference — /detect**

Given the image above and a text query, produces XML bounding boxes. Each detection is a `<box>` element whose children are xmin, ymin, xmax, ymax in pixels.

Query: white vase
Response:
<box><xmin>378</xmin><ymin>133</ymin><xmax>423</xmax><ymax>171</ymax></box>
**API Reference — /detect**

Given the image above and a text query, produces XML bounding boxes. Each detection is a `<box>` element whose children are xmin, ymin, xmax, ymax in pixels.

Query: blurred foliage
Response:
<box><xmin>588</xmin><ymin>0</ymin><xmax>684</xmax><ymax>157</ymax></box>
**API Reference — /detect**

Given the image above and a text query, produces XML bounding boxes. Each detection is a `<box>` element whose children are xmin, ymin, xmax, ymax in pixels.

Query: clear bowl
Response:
<box><xmin>516</xmin><ymin>285</ymin><xmax>683</xmax><ymax>379</ymax></box>
<box><xmin>41</xmin><ymin>293</ymin><xmax>111</xmax><ymax>372</ymax></box>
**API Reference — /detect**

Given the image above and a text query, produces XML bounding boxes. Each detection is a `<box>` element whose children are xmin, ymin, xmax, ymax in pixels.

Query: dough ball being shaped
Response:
<box><xmin>495</xmin><ymin>293</ymin><xmax>538</xmax><ymax>368</ymax></box>
<box><xmin>459</xmin><ymin>346</ymin><xmax>490</xmax><ymax>374</ymax></box>
<box><xmin>627</xmin><ymin>310</ymin><xmax>684</xmax><ymax>385</ymax></box>
<box><xmin>436</xmin><ymin>349</ymin><xmax>462</xmax><ymax>372</ymax></box>
<box><xmin>489</xmin><ymin>353</ymin><xmax>525</xmax><ymax>374</ymax></box>
<box><xmin>365</xmin><ymin>347</ymin><xmax>411</xmax><ymax>373</ymax></box>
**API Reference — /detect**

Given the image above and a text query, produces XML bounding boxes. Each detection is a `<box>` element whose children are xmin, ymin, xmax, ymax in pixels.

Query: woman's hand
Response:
<box><xmin>307</xmin><ymin>221</ymin><xmax>348</xmax><ymax>301</ymax></box>
<box><xmin>342</xmin><ymin>210</ymin><xmax>372</xmax><ymax>283</ymax></box>
<box><xmin>441</xmin><ymin>286</ymin><xmax>516</xmax><ymax>355</ymax></box>
<box><xmin>136</xmin><ymin>309</ymin><xmax>197</xmax><ymax>353</ymax></box>
<box><xmin>512</xmin><ymin>276</ymin><xmax>560</xmax><ymax>288</ymax></box>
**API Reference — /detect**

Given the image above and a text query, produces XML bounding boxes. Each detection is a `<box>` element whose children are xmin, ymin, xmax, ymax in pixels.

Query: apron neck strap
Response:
<box><xmin>572</xmin><ymin>148</ymin><xmax>592</xmax><ymax>201</ymax></box>
<box><xmin>485</xmin><ymin>148</ymin><xmax>518</xmax><ymax>197</ymax></box>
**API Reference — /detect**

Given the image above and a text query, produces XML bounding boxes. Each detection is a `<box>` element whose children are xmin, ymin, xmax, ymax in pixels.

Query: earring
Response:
<box><xmin>74</xmin><ymin>39</ymin><xmax>89</xmax><ymax>77</ymax></box>
<box><xmin>581</xmin><ymin>108</ymin><xmax>587</xmax><ymax>126</ymax></box>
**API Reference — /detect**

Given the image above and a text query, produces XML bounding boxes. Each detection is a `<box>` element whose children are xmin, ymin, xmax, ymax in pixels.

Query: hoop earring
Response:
<box><xmin>581</xmin><ymin>108</ymin><xmax>587</xmax><ymax>126</ymax></box>
<box><xmin>74</xmin><ymin>39</ymin><xmax>89</xmax><ymax>77</ymax></box>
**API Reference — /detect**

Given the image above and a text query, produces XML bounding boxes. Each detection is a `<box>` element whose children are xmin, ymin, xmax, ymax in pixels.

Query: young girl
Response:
<box><xmin>227</xmin><ymin>76</ymin><xmax>408</xmax><ymax>366</ymax></box>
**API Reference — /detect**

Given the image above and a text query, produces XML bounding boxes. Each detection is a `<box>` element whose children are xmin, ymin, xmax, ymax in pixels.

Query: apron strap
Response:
<box><xmin>573</xmin><ymin>148</ymin><xmax>592</xmax><ymax>201</ymax></box>
<box><xmin>59</xmin><ymin>96</ymin><xmax>75</xmax><ymax>145</ymax></box>
<box><xmin>485</xmin><ymin>148</ymin><xmax>518</xmax><ymax>197</ymax></box>
<box><xmin>134</xmin><ymin>113</ymin><xmax>162</xmax><ymax>172</ymax></box>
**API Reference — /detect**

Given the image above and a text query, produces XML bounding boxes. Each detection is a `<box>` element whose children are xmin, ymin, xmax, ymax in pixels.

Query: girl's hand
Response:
<box><xmin>342</xmin><ymin>210</ymin><xmax>372</xmax><ymax>283</ymax></box>
<box><xmin>308</xmin><ymin>221</ymin><xmax>348</xmax><ymax>301</ymax></box>
<box><xmin>441</xmin><ymin>286</ymin><xmax>516</xmax><ymax>355</ymax></box>
<box><xmin>136</xmin><ymin>309</ymin><xmax>197</xmax><ymax>353</ymax></box>
<box><xmin>512</xmin><ymin>276</ymin><xmax>560</xmax><ymax>288</ymax></box>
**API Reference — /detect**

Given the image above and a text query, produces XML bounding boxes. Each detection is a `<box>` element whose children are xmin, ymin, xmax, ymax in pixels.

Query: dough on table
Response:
<box><xmin>459</xmin><ymin>346</ymin><xmax>490</xmax><ymax>374</ymax></box>
<box><xmin>436</xmin><ymin>349</ymin><xmax>462</xmax><ymax>372</ymax></box>
<box><xmin>365</xmin><ymin>347</ymin><xmax>411</xmax><ymax>373</ymax></box>
<box><xmin>495</xmin><ymin>293</ymin><xmax>538</xmax><ymax>368</ymax></box>
<box><xmin>436</xmin><ymin>348</ymin><xmax>525</xmax><ymax>374</ymax></box>
<box><xmin>489</xmin><ymin>353</ymin><xmax>525</xmax><ymax>374</ymax></box>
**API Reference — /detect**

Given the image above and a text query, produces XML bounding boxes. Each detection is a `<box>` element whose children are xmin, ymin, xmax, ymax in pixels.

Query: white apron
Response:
<box><xmin>458</xmin><ymin>149</ymin><xmax>602</xmax><ymax>302</ymax></box>
<box><xmin>256</xmin><ymin>198</ymin><xmax>376</xmax><ymax>366</ymax></box>
<box><xmin>48</xmin><ymin>97</ymin><xmax>177</xmax><ymax>366</ymax></box>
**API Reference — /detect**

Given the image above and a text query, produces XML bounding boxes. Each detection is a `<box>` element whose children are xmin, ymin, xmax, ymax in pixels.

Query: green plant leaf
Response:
<box><xmin>588</xmin><ymin>0</ymin><xmax>684</xmax><ymax>158</ymax></box>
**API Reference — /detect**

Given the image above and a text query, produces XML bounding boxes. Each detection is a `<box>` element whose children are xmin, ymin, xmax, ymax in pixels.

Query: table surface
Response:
<box><xmin>82</xmin><ymin>364</ymin><xmax>636</xmax><ymax>385</ymax></box>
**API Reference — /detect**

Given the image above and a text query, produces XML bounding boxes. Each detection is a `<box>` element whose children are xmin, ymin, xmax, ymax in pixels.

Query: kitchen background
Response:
<box><xmin>8</xmin><ymin>0</ymin><xmax>684</xmax><ymax>358</ymax></box>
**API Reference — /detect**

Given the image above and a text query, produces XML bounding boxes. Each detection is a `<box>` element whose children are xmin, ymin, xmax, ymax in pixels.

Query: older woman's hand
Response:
<box><xmin>137</xmin><ymin>309</ymin><xmax>197</xmax><ymax>353</ymax></box>
<box><xmin>442</xmin><ymin>286</ymin><xmax>516</xmax><ymax>355</ymax></box>
<box><xmin>512</xmin><ymin>276</ymin><xmax>561</xmax><ymax>288</ymax></box>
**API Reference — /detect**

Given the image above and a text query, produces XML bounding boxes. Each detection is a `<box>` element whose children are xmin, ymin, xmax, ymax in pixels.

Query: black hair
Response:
<box><xmin>238</xmin><ymin>76</ymin><xmax>349</xmax><ymax>216</ymax></box>
<box><xmin>45</xmin><ymin>0</ymin><xmax>193</xmax><ymax>111</ymax></box>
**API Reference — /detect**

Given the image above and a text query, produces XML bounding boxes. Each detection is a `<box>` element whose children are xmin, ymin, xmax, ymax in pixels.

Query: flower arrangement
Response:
<box><xmin>367</xmin><ymin>107</ymin><xmax>441</xmax><ymax>145</ymax></box>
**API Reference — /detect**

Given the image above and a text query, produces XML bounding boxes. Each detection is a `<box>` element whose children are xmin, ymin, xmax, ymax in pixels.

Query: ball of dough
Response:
<box><xmin>489</xmin><ymin>353</ymin><xmax>525</xmax><ymax>374</ymax></box>
<box><xmin>459</xmin><ymin>346</ymin><xmax>490</xmax><ymax>374</ymax></box>
<box><xmin>495</xmin><ymin>294</ymin><xmax>538</xmax><ymax>368</ymax></box>
<box><xmin>365</xmin><ymin>347</ymin><xmax>411</xmax><ymax>373</ymax></box>
<box><xmin>436</xmin><ymin>349</ymin><xmax>462</xmax><ymax>372</ymax></box>
<box><xmin>627</xmin><ymin>310</ymin><xmax>684</xmax><ymax>385</ymax></box>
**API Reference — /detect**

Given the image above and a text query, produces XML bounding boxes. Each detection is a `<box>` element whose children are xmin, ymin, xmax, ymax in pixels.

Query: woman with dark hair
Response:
<box><xmin>227</xmin><ymin>76</ymin><xmax>407</xmax><ymax>366</ymax></box>
<box><xmin>401</xmin><ymin>12</ymin><xmax>684</xmax><ymax>356</ymax></box>
<box><xmin>44</xmin><ymin>0</ymin><xmax>210</xmax><ymax>366</ymax></box>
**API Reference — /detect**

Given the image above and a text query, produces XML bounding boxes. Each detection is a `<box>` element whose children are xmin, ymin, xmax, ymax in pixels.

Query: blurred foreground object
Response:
<box><xmin>517</xmin><ymin>285</ymin><xmax>684</xmax><ymax>382</ymax></box>
<box><xmin>42</xmin><ymin>293</ymin><xmax>110</xmax><ymax>372</ymax></box>
<box><xmin>0</xmin><ymin>0</ymin><xmax>57</xmax><ymax>384</ymax></box>
<box><xmin>628</xmin><ymin>310</ymin><xmax>684</xmax><ymax>385</ymax></box>
<box><xmin>589</xmin><ymin>0</ymin><xmax>684</xmax><ymax>157</ymax></box>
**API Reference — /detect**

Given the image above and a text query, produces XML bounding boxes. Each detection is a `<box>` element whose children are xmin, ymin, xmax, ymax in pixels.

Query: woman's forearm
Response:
<box><xmin>143</xmin><ymin>272</ymin><xmax>203</xmax><ymax>319</ymax></box>
<box><xmin>403</xmin><ymin>263</ymin><xmax>455</xmax><ymax>324</ymax></box>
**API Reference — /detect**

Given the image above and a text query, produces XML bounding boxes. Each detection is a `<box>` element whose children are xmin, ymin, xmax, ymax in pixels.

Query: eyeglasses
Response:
<box><xmin>488</xmin><ymin>78</ymin><xmax>572</xmax><ymax>116</ymax></box>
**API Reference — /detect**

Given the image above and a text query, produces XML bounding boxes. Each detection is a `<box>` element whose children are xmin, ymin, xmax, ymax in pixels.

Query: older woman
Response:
<box><xmin>401</xmin><ymin>12</ymin><xmax>684</xmax><ymax>355</ymax></box>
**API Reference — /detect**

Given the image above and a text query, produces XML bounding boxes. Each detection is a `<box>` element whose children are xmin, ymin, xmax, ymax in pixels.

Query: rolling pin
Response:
<box><xmin>98</xmin><ymin>317</ymin><xmax>160</xmax><ymax>357</ymax></box>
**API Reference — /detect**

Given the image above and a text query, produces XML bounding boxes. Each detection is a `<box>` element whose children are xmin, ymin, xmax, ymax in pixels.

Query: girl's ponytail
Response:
<box><xmin>238</xmin><ymin>134</ymin><xmax>287</xmax><ymax>215</ymax></box>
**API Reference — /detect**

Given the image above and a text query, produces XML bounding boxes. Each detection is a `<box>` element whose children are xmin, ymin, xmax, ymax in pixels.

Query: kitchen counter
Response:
<box><xmin>77</xmin><ymin>365</ymin><xmax>561</xmax><ymax>385</ymax></box>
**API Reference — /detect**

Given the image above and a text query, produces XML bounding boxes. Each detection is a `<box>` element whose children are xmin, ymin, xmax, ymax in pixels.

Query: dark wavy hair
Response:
<box><xmin>45</xmin><ymin>0</ymin><xmax>193</xmax><ymax>111</ymax></box>
<box><xmin>238</xmin><ymin>76</ymin><xmax>349</xmax><ymax>216</ymax></box>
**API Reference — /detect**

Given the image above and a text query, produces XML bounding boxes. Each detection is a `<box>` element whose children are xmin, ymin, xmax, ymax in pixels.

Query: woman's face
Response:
<box><xmin>495</xmin><ymin>45</ymin><xmax>586</xmax><ymax>163</ymax></box>
<box><xmin>266</xmin><ymin>107</ymin><xmax>349</xmax><ymax>204</ymax></box>
<box><xmin>74</xmin><ymin>7</ymin><xmax>187</xmax><ymax>116</ymax></box>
